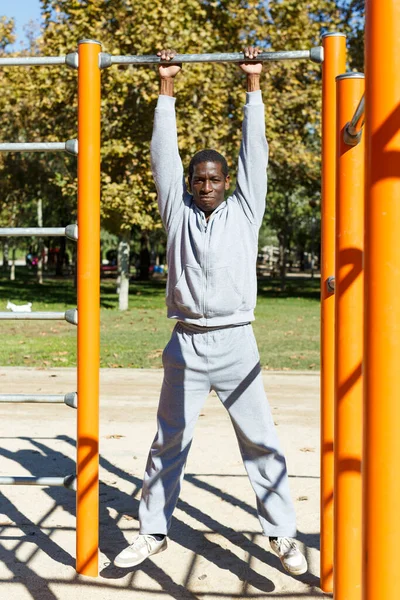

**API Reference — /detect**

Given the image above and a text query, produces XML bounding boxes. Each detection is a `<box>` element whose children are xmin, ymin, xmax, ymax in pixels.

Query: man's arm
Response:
<box><xmin>232</xmin><ymin>47</ymin><xmax>269</xmax><ymax>226</ymax></box>
<box><xmin>151</xmin><ymin>49</ymin><xmax>187</xmax><ymax>231</ymax></box>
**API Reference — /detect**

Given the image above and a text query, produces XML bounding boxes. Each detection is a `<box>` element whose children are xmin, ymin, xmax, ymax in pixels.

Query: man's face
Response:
<box><xmin>189</xmin><ymin>161</ymin><xmax>230</xmax><ymax>214</ymax></box>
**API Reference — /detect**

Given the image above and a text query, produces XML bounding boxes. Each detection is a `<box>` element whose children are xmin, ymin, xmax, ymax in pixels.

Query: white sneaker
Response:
<box><xmin>269</xmin><ymin>537</ymin><xmax>307</xmax><ymax>576</ymax></box>
<box><xmin>114</xmin><ymin>534</ymin><xmax>168</xmax><ymax>568</ymax></box>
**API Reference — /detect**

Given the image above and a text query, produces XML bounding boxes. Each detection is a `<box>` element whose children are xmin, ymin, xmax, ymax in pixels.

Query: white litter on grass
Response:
<box><xmin>6</xmin><ymin>301</ymin><xmax>32</xmax><ymax>312</ymax></box>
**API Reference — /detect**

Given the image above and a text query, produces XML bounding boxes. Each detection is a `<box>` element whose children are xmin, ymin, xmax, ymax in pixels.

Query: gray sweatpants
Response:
<box><xmin>139</xmin><ymin>322</ymin><xmax>297</xmax><ymax>537</ymax></box>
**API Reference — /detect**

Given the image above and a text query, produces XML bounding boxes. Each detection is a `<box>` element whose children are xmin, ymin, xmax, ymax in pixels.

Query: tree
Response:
<box><xmin>339</xmin><ymin>0</ymin><xmax>365</xmax><ymax>71</ymax></box>
<box><xmin>0</xmin><ymin>1</ymin><xmax>362</xmax><ymax>295</ymax></box>
<box><xmin>0</xmin><ymin>16</ymin><xmax>78</xmax><ymax>280</ymax></box>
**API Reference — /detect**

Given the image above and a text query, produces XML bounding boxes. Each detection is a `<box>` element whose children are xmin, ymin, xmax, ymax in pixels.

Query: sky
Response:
<box><xmin>0</xmin><ymin>0</ymin><xmax>42</xmax><ymax>50</ymax></box>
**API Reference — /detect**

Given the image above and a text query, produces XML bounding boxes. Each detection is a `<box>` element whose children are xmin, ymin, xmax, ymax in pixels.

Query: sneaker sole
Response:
<box><xmin>281</xmin><ymin>561</ymin><xmax>307</xmax><ymax>576</ymax></box>
<box><xmin>114</xmin><ymin>541</ymin><xmax>167</xmax><ymax>568</ymax></box>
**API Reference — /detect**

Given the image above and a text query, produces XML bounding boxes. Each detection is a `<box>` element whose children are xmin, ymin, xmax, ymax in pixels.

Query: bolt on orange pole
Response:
<box><xmin>363</xmin><ymin>1</ymin><xmax>400</xmax><ymax>598</ymax></box>
<box><xmin>334</xmin><ymin>73</ymin><xmax>365</xmax><ymax>600</ymax></box>
<box><xmin>320</xmin><ymin>32</ymin><xmax>346</xmax><ymax>593</ymax></box>
<box><xmin>76</xmin><ymin>39</ymin><xmax>101</xmax><ymax>576</ymax></box>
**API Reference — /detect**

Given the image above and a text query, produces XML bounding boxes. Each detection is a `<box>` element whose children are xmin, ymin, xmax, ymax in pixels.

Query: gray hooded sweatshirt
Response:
<box><xmin>151</xmin><ymin>90</ymin><xmax>269</xmax><ymax>327</ymax></box>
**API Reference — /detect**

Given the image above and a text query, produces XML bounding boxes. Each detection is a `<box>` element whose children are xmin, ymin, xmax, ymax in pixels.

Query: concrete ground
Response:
<box><xmin>0</xmin><ymin>367</ymin><xmax>331</xmax><ymax>600</ymax></box>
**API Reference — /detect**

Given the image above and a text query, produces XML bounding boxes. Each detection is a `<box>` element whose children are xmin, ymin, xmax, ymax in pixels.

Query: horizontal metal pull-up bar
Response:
<box><xmin>0</xmin><ymin>139</ymin><xmax>78</xmax><ymax>155</ymax></box>
<box><xmin>0</xmin><ymin>47</ymin><xmax>324</xmax><ymax>71</ymax></box>
<box><xmin>0</xmin><ymin>308</ymin><xmax>78</xmax><ymax>325</ymax></box>
<box><xmin>0</xmin><ymin>224</ymin><xmax>78</xmax><ymax>241</ymax></box>
<box><xmin>99</xmin><ymin>47</ymin><xmax>324</xmax><ymax>69</ymax></box>
<box><xmin>0</xmin><ymin>392</ymin><xmax>77</xmax><ymax>408</ymax></box>
<box><xmin>0</xmin><ymin>53</ymin><xmax>78</xmax><ymax>68</ymax></box>
<box><xmin>0</xmin><ymin>474</ymin><xmax>77</xmax><ymax>490</ymax></box>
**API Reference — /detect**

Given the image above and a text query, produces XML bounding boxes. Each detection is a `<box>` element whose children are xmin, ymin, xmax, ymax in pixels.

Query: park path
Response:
<box><xmin>0</xmin><ymin>367</ymin><xmax>331</xmax><ymax>600</ymax></box>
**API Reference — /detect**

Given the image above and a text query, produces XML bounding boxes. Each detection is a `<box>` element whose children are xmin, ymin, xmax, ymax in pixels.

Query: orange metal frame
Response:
<box><xmin>363</xmin><ymin>0</ymin><xmax>400</xmax><ymax>597</ymax></box>
<box><xmin>76</xmin><ymin>40</ymin><xmax>101</xmax><ymax>577</ymax></box>
<box><xmin>320</xmin><ymin>32</ymin><xmax>346</xmax><ymax>593</ymax></box>
<box><xmin>334</xmin><ymin>73</ymin><xmax>365</xmax><ymax>600</ymax></box>
<box><xmin>321</xmin><ymin>1</ymin><xmax>400</xmax><ymax>595</ymax></box>
<box><xmin>22</xmin><ymin>7</ymin><xmax>398</xmax><ymax>584</ymax></box>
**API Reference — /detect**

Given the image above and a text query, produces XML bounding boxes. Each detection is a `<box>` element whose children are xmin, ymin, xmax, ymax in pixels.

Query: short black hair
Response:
<box><xmin>188</xmin><ymin>149</ymin><xmax>229</xmax><ymax>181</ymax></box>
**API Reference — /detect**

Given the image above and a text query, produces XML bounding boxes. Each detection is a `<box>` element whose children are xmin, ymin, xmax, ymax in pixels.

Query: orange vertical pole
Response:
<box><xmin>76</xmin><ymin>39</ymin><xmax>101</xmax><ymax>576</ymax></box>
<box><xmin>320</xmin><ymin>32</ymin><xmax>346</xmax><ymax>593</ymax></box>
<box><xmin>363</xmin><ymin>1</ymin><xmax>400</xmax><ymax>598</ymax></box>
<box><xmin>334</xmin><ymin>73</ymin><xmax>365</xmax><ymax>600</ymax></box>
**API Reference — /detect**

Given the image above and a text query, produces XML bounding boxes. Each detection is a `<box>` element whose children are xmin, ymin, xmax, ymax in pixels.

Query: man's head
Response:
<box><xmin>188</xmin><ymin>149</ymin><xmax>230</xmax><ymax>214</ymax></box>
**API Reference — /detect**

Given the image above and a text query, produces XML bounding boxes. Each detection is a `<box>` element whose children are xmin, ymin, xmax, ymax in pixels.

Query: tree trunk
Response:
<box><xmin>310</xmin><ymin>216</ymin><xmax>316</xmax><ymax>279</ymax></box>
<box><xmin>55</xmin><ymin>237</ymin><xmax>66</xmax><ymax>276</ymax></box>
<box><xmin>10</xmin><ymin>245</ymin><xmax>16</xmax><ymax>281</ymax></box>
<box><xmin>299</xmin><ymin>245</ymin><xmax>305</xmax><ymax>272</ymax></box>
<box><xmin>279</xmin><ymin>233</ymin><xmax>287</xmax><ymax>292</ymax></box>
<box><xmin>9</xmin><ymin>200</ymin><xmax>17</xmax><ymax>280</ymax></box>
<box><xmin>37</xmin><ymin>198</ymin><xmax>43</xmax><ymax>284</ymax></box>
<box><xmin>117</xmin><ymin>231</ymin><xmax>131</xmax><ymax>311</ymax></box>
<box><xmin>2</xmin><ymin>240</ymin><xmax>9</xmax><ymax>272</ymax></box>
<box><xmin>139</xmin><ymin>233</ymin><xmax>150</xmax><ymax>280</ymax></box>
<box><xmin>73</xmin><ymin>244</ymin><xmax>77</xmax><ymax>289</ymax></box>
<box><xmin>279</xmin><ymin>196</ymin><xmax>290</xmax><ymax>292</ymax></box>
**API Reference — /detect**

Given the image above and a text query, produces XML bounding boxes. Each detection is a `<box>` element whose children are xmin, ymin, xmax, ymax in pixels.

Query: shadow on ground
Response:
<box><xmin>0</xmin><ymin>434</ymin><xmax>328</xmax><ymax>599</ymax></box>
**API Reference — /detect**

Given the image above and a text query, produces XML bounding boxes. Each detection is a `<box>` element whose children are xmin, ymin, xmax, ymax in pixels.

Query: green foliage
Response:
<box><xmin>339</xmin><ymin>0</ymin><xmax>365</xmax><ymax>71</ymax></box>
<box><xmin>0</xmin><ymin>17</ymin><xmax>77</xmax><ymax>232</ymax></box>
<box><xmin>0</xmin><ymin>1</ymin><xmax>362</xmax><ymax>252</ymax></box>
<box><xmin>0</xmin><ymin>16</ymin><xmax>15</xmax><ymax>50</ymax></box>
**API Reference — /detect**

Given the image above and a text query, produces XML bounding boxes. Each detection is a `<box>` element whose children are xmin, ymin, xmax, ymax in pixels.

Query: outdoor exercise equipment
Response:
<box><xmin>0</xmin><ymin>3</ymin><xmax>398</xmax><ymax>593</ymax></box>
<box><xmin>0</xmin><ymin>41</ymin><xmax>321</xmax><ymax>578</ymax></box>
<box><xmin>320</xmin><ymin>0</ymin><xmax>400</xmax><ymax>598</ymax></box>
<box><xmin>363</xmin><ymin>0</ymin><xmax>400</xmax><ymax>598</ymax></box>
<box><xmin>334</xmin><ymin>72</ymin><xmax>364</xmax><ymax>600</ymax></box>
<box><xmin>0</xmin><ymin>40</ymin><xmax>101</xmax><ymax>577</ymax></box>
<box><xmin>320</xmin><ymin>31</ymin><xmax>346</xmax><ymax>593</ymax></box>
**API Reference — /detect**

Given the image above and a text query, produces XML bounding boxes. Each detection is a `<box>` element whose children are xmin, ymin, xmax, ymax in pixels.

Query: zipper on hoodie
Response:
<box><xmin>203</xmin><ymin>213</ymin><xmax>213</xmax><ymax>320</ymax></box>
<box><xmin>197</xmin><ymin>203</ymin><xmax>222</xmax><ymax>321</ymax></box>
<box><xmin>200</xmin><ymin>212</ymin><xmax>207</xmax><ymax>318</ymax></box>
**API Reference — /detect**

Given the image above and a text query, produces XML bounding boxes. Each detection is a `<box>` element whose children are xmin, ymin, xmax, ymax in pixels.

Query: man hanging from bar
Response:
<box><xmin>114</xmin><ymin>47</ymin><xmax>307</xmax><ymax>576</ymax></box>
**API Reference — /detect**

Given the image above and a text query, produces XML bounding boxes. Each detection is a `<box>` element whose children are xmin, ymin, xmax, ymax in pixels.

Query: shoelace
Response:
<box><xmin>130</xmin><ymin>535</ymin><xmax>153</xmax><ymax>552</ymax></box>
<box><xmin>276</xmin><ymin>538</ymin><xmax>297</xmax><ymax>556</ymax></box>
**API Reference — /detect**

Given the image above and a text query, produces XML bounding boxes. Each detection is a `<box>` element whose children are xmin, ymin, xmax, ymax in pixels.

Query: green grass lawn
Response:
<box><xmin>0</xmin><ymin>269</ymin><xmax>320</xmax><ymax>370</ymax></box>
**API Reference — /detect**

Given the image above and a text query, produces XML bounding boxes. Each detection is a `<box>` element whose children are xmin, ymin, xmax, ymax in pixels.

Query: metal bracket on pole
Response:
<box><xmin>65</xmin><ymin>309</ymin><xmax>78</xmax><ymax>325</ymax></box>
<box><xmin>65</xmin><ymin>224</ymin><xmax>78</xmax><ymax>241</ymax></box>
<box><xmin>63</xmin><ymin>474</ymin><xmax>77</xmax><ymax>491</ymax></box>
<box><xmin>99</xmin><ymin>52</ymin><xmax>112</xmax><ymax>70</ymax></box>
<box><xmin>65</xmin><ymin>139</ymin><xmax>78</xmax><ymax>156</ymax></box>
<box><xmin>343</xmin><ymin>87</ymin><xmax>365</xmax><ymax>146</ymax></box>
<box><xmin>310</xmin><ymin>46</ymin><xmax>324</xmax><ymax>64</ymax></box>
<box><xmin>66</xmin><ymin>52</ymin><xmax>78</xmax><ymax>69</ymax></box>
<box><xmin>64</xmin><ymin>392</ymin><xmax>78</xmax><ymax>409</ymax></box>
<box><xmin>344</xmin><ymin>122</ymin><xmax>363</xmax><ymax>146</ymax></box>
<box><xmin>327</xmin><ymin>276</ymin><xmax>336</xmax><ymax>293</ymax></box>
